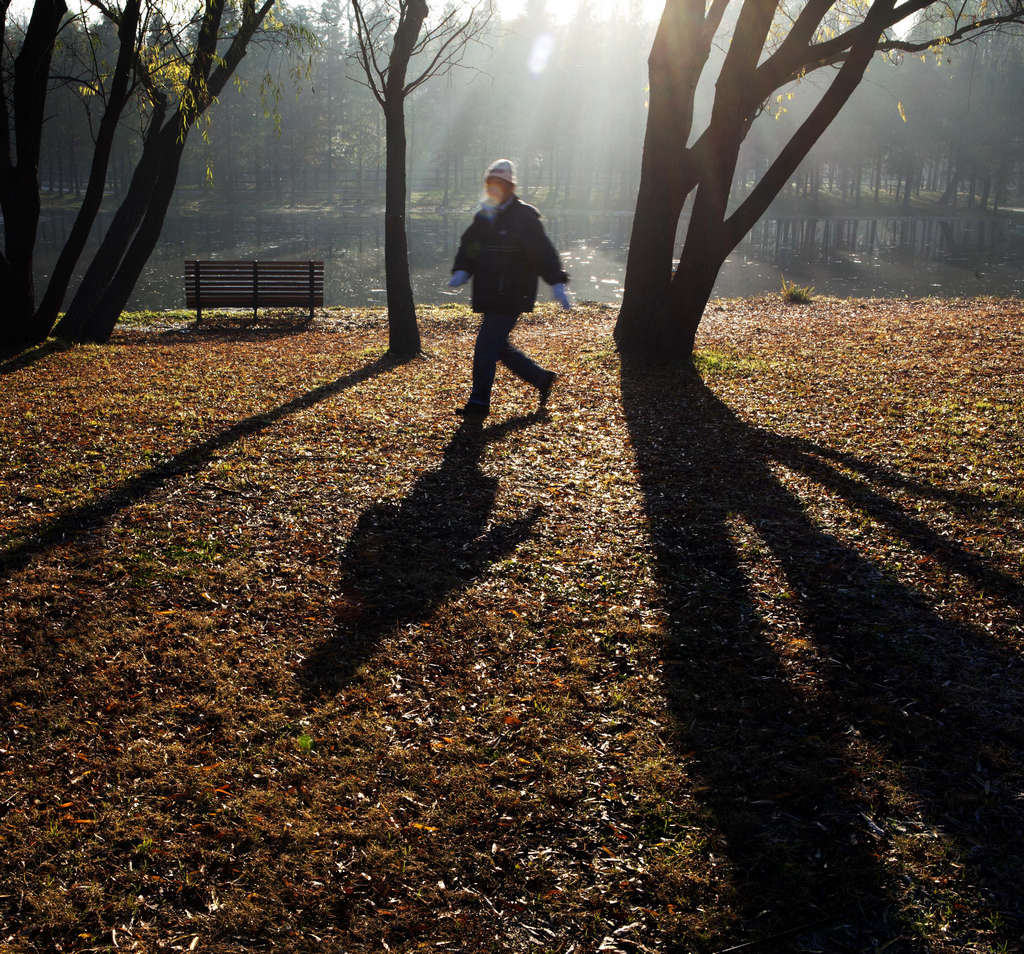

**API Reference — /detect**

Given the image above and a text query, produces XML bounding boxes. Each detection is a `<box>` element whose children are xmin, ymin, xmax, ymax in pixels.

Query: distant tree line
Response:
<box><xmin>35</xmin><ymin>0</ymin><xmax>654</xmax><ymax>209</ymax></box>
<box><xmin>37</xmin><ymin>2</ymin><xmax>1024</xmax><ymax>215</ymax></box>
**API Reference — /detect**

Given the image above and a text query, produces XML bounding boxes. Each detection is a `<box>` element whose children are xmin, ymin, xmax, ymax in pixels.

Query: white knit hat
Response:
<box><xmin>485</xmin><ymin>158</ymin><xmax>517</xmax><ymax>186</ymax></box>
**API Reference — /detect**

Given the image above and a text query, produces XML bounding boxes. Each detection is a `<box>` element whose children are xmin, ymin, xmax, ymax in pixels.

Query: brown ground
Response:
<box><xmin>1</xmin><ymin>297</ymin><xmax>1022</xmax><ymax>953</ymax></box>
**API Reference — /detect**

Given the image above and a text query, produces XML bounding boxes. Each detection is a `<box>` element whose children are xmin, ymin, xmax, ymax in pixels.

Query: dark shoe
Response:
<box><xmin>456</xmin><ymin>401</ymin><xmax>489</xmax><ymax>420</ymax></box>
<box><xmin>538</xmin><ymin>371</ymin><xmax>557</xmax><ymax>407</ymax></box>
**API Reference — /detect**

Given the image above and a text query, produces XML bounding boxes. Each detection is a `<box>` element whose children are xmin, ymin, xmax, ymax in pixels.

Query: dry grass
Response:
<box><xmin>1</xmin><ymin>297</ymin><xmax>1022</xmax><ymax>953</ymax></box>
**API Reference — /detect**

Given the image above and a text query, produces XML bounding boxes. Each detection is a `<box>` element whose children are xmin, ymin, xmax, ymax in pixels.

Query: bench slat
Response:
<box><xmin>186</xmin><ymin>300</ymin><xmax>325</xmax><ymax>307</ymax></box>
<box><xmin>185</xmin><ymin>285</ymin><xmax>325</xmax><ymax>293</ymax></box>
<box><xmin>185</xmin><ymin>292</ymin><xmax>325</xmax><ymax>298</ymax></box>
<box><xmin>186</xmin><ymin>260</ymin><xmax>323</xmax><ymax>268</ymax></box>
<box><xmin>184</xmin><ymin>277</ymin><xmax>326</xmax><ymax>284</ymax></box>
<box><xmin>183</xmin><ymin>274</ymin><xmax>325</xmax><ymax>282</ymax></box>
<box><xmin>185</xmin><ymin>260</ymin><xmax>324</xmax><ymax>322</ymax></box>
<box><xmin>185</xmin><ymin>292</ymin><xmax>325</xmax><ymax>301</ymax></box>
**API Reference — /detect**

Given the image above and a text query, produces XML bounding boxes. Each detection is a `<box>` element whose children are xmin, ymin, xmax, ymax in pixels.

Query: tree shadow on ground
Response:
<box><xmin>0</xmin><ymin>354</ymin><xmax>398</xmax><ymax>582</ymax></box>
<box><xmin>0</xmin><ymin>338</ymin><xmax>74</xmax><ymax>376</ymax></box>
<box><xmin>620</xmin><ymin>362</ymin><xmax>1024</xmax><ymax>953</ymax></box>
<box><xmin>299</xmin><ymin>413</ymin><xmax>545</xmax><ymax>699</ymax></box>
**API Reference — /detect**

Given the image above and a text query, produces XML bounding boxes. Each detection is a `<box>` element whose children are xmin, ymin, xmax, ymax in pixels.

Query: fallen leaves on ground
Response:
<box><xmin>0</xmin><ymin>297</ymin><xmax>1022</xmax><ymax>953</ymax></box>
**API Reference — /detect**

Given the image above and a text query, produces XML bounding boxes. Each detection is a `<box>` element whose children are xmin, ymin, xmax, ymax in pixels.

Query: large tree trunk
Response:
<box><xmin>378</xmin><ymin>0</ymin><xmax>427</xmax><ymax>359</ymax></box>
<box><xmin>30</xmin><ymin>0</ymin><xmax>141</xmax><ymax>343</ymax></box>
<box><xmin>0</xmin><ymin>186</ymin><xmax>39</xmax><ymax>347</ymax></box>
<box><xmin>615</xmin><ymin>0</ymin><xmax>721</xmax><ymax>356</ymax></box>
<box><xmin>659</xmin><ymin>185</ymin><xmax>736</xmax><ymax>361</ymax></box>
<box><xmin>55</xmin><ymin>97</ymin><xmax>168</xmax><ymax>340</ymax></box>
<box><xmin>0</xmin><ymin>0</ymin><xmax>67</xmax><ymax>349</ymax></box>
<box><xmin>383</xmin><ymin>98</ymin><xmax>420</xmax><ymax>356</ymax></box>
<box><xmin>80</xmin><ymin>129</ymin><xmax>189</xmax><ymax>342</ymax></box>
<box><xmin>615</xmin><ymin>0</ymin><xmax>769</xmax><ymax>362</ymax></box>
<box><xmin>618</xmin><ymin>0</ymin><xmax>894</xmax><ymax>366</ymax></box>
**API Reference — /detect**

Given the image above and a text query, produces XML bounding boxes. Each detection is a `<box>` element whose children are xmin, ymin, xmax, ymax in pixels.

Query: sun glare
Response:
<box><xmin>499</xmin><ymin>0</ymin><xmax>665</xmax><ymax>23</ymax></box>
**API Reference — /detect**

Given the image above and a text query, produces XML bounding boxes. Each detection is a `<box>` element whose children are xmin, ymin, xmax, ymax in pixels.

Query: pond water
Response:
<box><xmin>32</xmin><ymin>206</ymin><xmax>1024</xmax><ymax>312</ymax></box>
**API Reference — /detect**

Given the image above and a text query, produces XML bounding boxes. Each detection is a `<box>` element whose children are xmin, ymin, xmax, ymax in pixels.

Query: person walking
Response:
<box><xmin>448</xmin><ymin>159</ymin><xmax>571</xmax><ymax>420</ymax></box>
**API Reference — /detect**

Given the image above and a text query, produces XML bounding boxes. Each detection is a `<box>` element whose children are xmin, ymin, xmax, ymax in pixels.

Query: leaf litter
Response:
<box><xmin>0</xmin><ymin>297</ymin><xmax>1022</xmax><ymax>952</ymax></box>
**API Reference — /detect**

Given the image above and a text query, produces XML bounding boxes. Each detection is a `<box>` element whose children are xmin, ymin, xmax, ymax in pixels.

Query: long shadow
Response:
<box><xmin>774</xmin><ymin>437</ymin><xmax>1024</xmax><ymax>610</ymax></box>
<box><xmin>0</xmin><ymin>338</ymin><xmax>73</xmax><ymax>376</ymax></box>
<box><xmin>299</xmin><ymin>414</ymin><xmax>545</xmax><ymax>698</ymax></box>
<box><xmin>620</xmin><ymin>363</ymin><xmax>1024</xmax><ymax>952</ymax></box>
<box><xmin>0</xmin><ymin>325</ymin><xmax>313</xmax><ymax>377</ymax></box>
<box><xmin>0</xmin><ymin>354</ymin><xmax>398</xmax><ymax>582</ymax></box>
<box><xmin>788</xmin><ymin>434</ymin><xmax>1024</xmax><ymax>521</ymax></box>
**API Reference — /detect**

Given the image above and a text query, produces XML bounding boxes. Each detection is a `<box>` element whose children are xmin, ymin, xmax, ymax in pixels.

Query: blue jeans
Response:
<box><xmin>468</xmin><ymin>312</ymin><xmax>548</xmax><ymax>408</ymax></box>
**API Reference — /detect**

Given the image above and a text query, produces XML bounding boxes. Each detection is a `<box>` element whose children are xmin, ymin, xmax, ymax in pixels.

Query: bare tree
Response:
<box><xmin>56</xmin><ymin>0</ymin><xmax>281</xmax><ymax>343</ymax></box>
<box><xmin>350</xmin><ymin>0</ymin><xmax>490</xmax><ymax>358</ymax></box>
<box><xmin>615</xmin><ymin>0</ymin><xmax>1024</xmax><ymax>365</ymax></box>
<box><xmin>1</xmin><ymin>0</ymin><xmax>68</xmax><ymax>349</ymax></box>
<box><xmin>33</xmin><ymin>0</ymin><xmax>144</xmax><ymax>342</ymax></box>
<box><xmin>2</xmin><ymin>0</ymin><xmax>288</xmax><ymax>349</ymax></box>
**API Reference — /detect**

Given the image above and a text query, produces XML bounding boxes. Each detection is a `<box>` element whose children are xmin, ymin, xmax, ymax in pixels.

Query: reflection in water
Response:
<box><xmin>739</xmin><ymin>214</ymin><xmax>1024</xmax><ymax>299</ymax></box>
<box><xmin>33</xmin><ymin>205</ymin><xmax>1024</xmax><ymax>311</ymax></box>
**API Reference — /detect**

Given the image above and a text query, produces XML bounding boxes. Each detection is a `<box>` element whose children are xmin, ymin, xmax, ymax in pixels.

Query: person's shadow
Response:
<box><xmin>300</xmin><ymin>413</ymin><xmax>545</xmax><ymax>698</ymax></box>
<box><xmin>620</xmin><ymin>361</ymin><xmax>1024</xmax><ymax>952</ymax></box>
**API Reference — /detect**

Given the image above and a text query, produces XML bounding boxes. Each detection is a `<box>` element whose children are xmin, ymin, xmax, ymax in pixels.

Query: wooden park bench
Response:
<box><xmin>185</xmin><ymin>260</ymin><xmax>324</xmax><ymax>324</ymax></box>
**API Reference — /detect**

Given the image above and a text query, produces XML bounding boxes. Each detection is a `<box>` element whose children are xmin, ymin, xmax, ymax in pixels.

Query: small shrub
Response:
<box><xmin>780</xmin><ymin>275</ymin><xmax>814</xmax><ymax>304</ymax></box>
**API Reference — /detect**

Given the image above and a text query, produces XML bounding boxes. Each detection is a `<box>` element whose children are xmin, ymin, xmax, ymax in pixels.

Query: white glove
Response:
<box><xmin>448</xmin><ymin>270</ymin><xmax>471</xmax><ymax>288</ymax></box>
<box><xmin>552</xmin><ymin>282</ymin><xmax>571</xmax><ymax>311</ymax></box>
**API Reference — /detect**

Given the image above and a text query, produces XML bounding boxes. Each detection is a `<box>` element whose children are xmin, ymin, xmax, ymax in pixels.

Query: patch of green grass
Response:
<box><xmin>117</xmin><ymin>309</ymin><xmax>196</xmax><ymax>326</ymax></box>
<box><xmin>693</xmin><ymin>349</ymin><xmax>765</xmax><ymax>378</ymax></box>
<box><xmin>579</xmin><ymin>345</ymin><xmax>619</xmax><ymax>367</ymax></box>
<box><xmin>430</xmin><ymin>301</ymin><xmax>474</xmax><ymax>315</ymax></box>
<box><xmin>779</xmin><ymin>274</ymin><xmax>815</xmax><ymax>303</ymax></box>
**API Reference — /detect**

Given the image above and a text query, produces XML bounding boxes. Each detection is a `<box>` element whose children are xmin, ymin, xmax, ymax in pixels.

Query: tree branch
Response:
<box><xmin>875</xmin><ymin>9</ymin><xmax>1024</xmax><ymax>54</ymax></box>
<box><xmin>350</xmin><ymin>0</ymin><xmax>387</xmax><ymax>103</ymax></box>
<box><xmin>744</xmin><ymin>0</ymin><xmax>1023</xmax><ymax>108</ymax></box>
<box><xmin>724</xmin><ymin>0</ymin><xmax>899</xmax><ymax>247</ymax></box>
<box><xmin>405</xmin><ymin>2</ymin><xmax>490</xmax><ymax>94</ymax></box>
<box><xmin>206</xmin><ymin>0</ymin><xmax>276</xmax><ymax>99</ymax></box>
<box><xmin>703</xmin><ymin>0</ymin><xmax>733</xmax><ymax>42</ymax></box>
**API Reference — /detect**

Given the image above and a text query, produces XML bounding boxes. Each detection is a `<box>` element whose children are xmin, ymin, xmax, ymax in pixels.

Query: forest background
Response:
<box><xmin>40</xmin><ymin>0</ymin><xmax>1024</xmax><ymax>222</ymax></box>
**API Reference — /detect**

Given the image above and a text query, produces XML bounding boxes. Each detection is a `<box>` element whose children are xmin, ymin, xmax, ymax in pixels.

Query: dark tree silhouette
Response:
<box><xmin>615</xmin><ymin>0</ymin><xmax>1024</xmax><ymax>365</ymax></box>
<box><xmin>0</xmin><ymin>0</ymin><xmax>67</xmax><ymax>349</ymax></box>
<box><xmin>56</xmin><ymin>0</ymin><xmax>278</xmax><ymax>343</ymax></box>
<box><xmin>620</xmin><ymin>362</ymin><xmax>1024</xmax><ymax>948</ymax></box>
<box><xmin>31</xmin><ymin>0</ymin><xmax>143</xmax><ymax>343</ymax></box>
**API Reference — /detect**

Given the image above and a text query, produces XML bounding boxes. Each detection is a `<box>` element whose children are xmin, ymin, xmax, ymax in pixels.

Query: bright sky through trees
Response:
<box><xmin>5</xmin><ymin>0</ymin><xmax>666</xmax><ymax>27</ymax></box>
<box><xmin>500</xmin><ymin>0</ymin><xmax>665</xmax><ymax>22</ymax></box>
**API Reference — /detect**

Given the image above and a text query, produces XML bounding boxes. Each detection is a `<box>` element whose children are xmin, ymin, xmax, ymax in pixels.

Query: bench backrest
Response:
<box><xmin>185</xmin><ymin>260</ymin><xmax>325</xmax><ymax>307</ymax></box>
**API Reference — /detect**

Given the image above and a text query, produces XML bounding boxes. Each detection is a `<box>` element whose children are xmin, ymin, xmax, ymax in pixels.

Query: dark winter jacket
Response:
<box><xmin>452</xmin><ymin>196</ymin><xmax>569</xmax><ymax>314</ymax></box>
